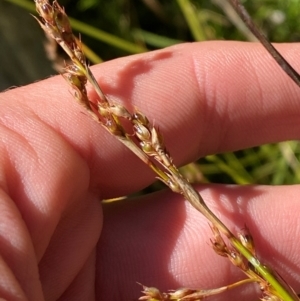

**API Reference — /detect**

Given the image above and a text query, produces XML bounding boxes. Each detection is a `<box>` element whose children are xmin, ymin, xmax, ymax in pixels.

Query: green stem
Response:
<box><xmin>176</xmin><ymin>0</ymin><xmax>206</xmax><ymax>41</ymax></box>
<box><xmin>230</xmin><ymin>238</ymin><xmax>298</xmax><ymax>301</ymax></box>
<box><xmin>69</xmin><ymin>18</ymin><xmax>147</xmax><ymax>54</ymax></box>
<box><xmin>5</xmin><ymin>0</ymin><xmax>148</xmax><ymax>54</ymax></box>
<box><xmin>172</xmin><ymin>172</ymin><xmax>298</xmax><ymax>301</ymax></box>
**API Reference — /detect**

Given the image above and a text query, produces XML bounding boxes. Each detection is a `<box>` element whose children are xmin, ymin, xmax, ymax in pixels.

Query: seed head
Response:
<box><xmin>108</xmin><ymin>104</ymin><xmax>132</xmax><ymax>119</ymax></box>
<box><xmin>238</xmin><ymin>226</ymin><xmax>255</xmax><ymax>255</ymax></box>
<box><xmin>34</xmin><ymin>0</ymin><xmax>54</xmax><ymax>23</ymax></box>
<box><xmin>134</xmin><ymin>123</ymin><xmax>152</xmax><ymax>141</ymax></box>
<box><xmin>168</xmin><ymin>288</ymin><xmax>195</xmax><ymax>299</ymax></box>
<box><xmin>210</xmin><ymin>224</ymin><xmax>228</xmax><ymax>257</ymax></box>
<box><xmin>228</xmin><ymin>251</ymin><xmax>247</xmax><ymax>271</ymax></box>
<box><xmin>139</xmin><ymin>284</ymin><xmax>164</xmax><ymax>301</ymax></box>
<box><xmin>133</xmin><ymin>111</ymin><xmax>149</xmax><ymax>125</ymax></box>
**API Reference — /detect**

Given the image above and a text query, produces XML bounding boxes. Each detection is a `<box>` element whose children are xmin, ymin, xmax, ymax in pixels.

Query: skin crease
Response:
<box><xmin>0</xmin><ymin>41</ymin><xmax>300</xmax><ymax>301</ymax></box>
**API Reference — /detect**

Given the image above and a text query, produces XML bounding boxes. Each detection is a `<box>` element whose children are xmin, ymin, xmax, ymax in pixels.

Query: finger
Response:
<box><xmin>0</xmin><ymin>110</ymin><xmax>102</xmax><ymax>299</ymax></box>
<box><xmin>94</xmin><ymin>41</ymin><xmax>300</xmax><ymax>159</ymax></box>
<box><xmin>0</xmin><ymin>191</ymin><xmax>44</xmax><ymax>301</ymax></box>
<box><xmin>96</xmin><ymin>184</ymin><xmax>300</xmax><ymax>300</ymax></box>
<box><xmin>2</xmin><ymin>42</ymin><xmax>300</xmax><ymax>198</ymax></box>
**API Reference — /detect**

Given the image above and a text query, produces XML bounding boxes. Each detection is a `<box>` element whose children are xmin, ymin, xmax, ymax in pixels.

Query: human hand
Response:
<box><xmin>1</xmin><ymin>41</ymin><xmax>300</xmax><ymax>301</ymax></box>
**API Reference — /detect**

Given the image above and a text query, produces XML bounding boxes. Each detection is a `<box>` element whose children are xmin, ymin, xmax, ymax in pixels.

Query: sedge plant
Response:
<box><xmin>33</xmin><ymin>0</ymin><xmax>300</xmax><ymax>300</ymax></box>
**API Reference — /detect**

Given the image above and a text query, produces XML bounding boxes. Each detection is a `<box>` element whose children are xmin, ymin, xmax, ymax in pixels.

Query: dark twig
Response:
<box><xmin>228</xmin><ymin>0</ymin><xmax>300</xmax><ymax>88</ymax></box>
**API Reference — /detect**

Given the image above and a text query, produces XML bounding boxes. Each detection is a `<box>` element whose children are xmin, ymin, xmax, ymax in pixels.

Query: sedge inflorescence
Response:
<box><xmin>33</xmin><ymin>1</ymin><xmax>299</xmax><ymax>300</ymax></box>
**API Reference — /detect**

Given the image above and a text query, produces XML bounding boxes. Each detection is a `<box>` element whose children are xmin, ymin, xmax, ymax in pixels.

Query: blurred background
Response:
<box><xmin>1</xmin><ymin>0</ymin><xmax>300</xmax><ymax>188</ymax></box>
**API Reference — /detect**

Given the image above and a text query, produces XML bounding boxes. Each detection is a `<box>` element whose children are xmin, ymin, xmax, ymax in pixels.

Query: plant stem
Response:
<box><xmin>227</xmin><ymin>0</ymin><xmax>300</xmax><ymax>89</ymax></box>
<box><xmin>177</xmin><ymin>0</ymin><xmax>206</xmax><ymax>41</ymax></box>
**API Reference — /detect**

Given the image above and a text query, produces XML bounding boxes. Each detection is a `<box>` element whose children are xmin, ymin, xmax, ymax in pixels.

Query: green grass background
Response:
<box><xmin>5</xmin><ymin>0</ymin><xmax>300</xmax><ymax>187</ymax></box>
